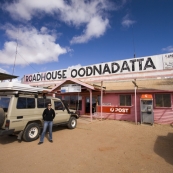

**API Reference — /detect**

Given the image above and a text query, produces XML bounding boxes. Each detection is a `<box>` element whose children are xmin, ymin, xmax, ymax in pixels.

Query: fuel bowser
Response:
<box><xmin>140</xmin><ymin>94</ymin><xmax>154</xmax><ymax>125</ymax></box>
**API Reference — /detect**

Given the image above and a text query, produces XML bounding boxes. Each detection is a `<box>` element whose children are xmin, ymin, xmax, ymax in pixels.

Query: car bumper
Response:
<box><xmin>0</xmin><ymin>129</ymin><xmax>15</xmax><ymax>135</ymax></box>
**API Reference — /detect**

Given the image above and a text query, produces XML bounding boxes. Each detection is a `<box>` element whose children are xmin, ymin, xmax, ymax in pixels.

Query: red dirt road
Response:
<box><xmin>0</xmin><ymin>119</ymin><xmax>173</xmax><ymax>173</ymax></box>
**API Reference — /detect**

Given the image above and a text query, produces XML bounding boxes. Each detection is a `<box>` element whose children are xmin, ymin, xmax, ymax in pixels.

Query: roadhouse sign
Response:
<box><xmin>97</xmin><ymin>106</ymin><xmax>131</xmax><ymax>114</ymax></box>
<box><xmin>23</xmin><ymin>52</ymin><xmax>171</xmax><ymax>83</ymax></box>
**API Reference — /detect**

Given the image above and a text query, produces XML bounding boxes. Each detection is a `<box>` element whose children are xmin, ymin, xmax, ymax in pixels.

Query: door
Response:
<box><xmin>53</xmin><ymin>100</ymin><xmax>69</xmax><ymax>124</ymax></box>
<box><xmin>85</xmin><ymin>96</ymin><xmax>98</xmax><ymax>113</ymax></box>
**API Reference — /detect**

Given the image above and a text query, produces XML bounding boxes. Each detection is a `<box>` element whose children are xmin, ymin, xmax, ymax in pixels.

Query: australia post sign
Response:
<box><xmin>97</xmin><ymin>106</ymin><xmax>131</xmax><ymax>114</ymax></box>
<box><xmin>23</xmin><ymin>53</ymin><xmax>173</xmax><ymax>83</ymax></box>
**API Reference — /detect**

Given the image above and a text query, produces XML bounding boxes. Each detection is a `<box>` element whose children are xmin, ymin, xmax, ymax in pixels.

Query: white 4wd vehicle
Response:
<box><xmin>0</xmin><ymin>82</ymin><xmax>78</xmax><ymax>142</ymax></box>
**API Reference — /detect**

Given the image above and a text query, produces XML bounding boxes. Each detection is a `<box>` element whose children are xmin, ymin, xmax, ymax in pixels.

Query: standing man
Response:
<box><xmin>38</xmin><ymin>103</ymin><xmax>55</xmax><ymax>145</ymax></box>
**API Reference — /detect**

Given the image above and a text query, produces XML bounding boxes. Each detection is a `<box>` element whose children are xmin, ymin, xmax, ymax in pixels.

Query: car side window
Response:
<box><xmin>27</xmin><ymin>98</ymin><xmax>35</xmax><ymax>108</ymax></box>
<box><xmin>17</xmin><ymin>97</ymin><xmax>26</xmax><ymax>109</ymax></box>
<box><xmin>37</xmin><ymin>98</ymin><xmax>51</xmax><ymax>108</ymax></box>
<box><xmin>17</xmin><ymin>97</ymin><xmax>35</xmax><ymax>109</ymax></box>
<box><xmin>54</xmin><ymin>101</ymin><xmax>64</xmax><ymax>110</ymax></box>
<box><xmin>0</xmin><ymin>97</ymin><xmax>10</xmax><ymax>112</ymax></box>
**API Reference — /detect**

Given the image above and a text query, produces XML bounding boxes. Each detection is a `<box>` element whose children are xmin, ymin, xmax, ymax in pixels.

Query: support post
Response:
<box><xmin>132</xmin><ymin>80</ymin><xmax>138</xmax><ymax>125</ymax></box>
<box><xmin>135</xmin><ymin>86</ymin><xmax>137</xmax><ymax>125</ymax></box>
<box><xmin>101</xmin><ymin>81</ymin><xmax>103</xmax><ymax>121</ymax></box>
<box><xmin>89</xmin><ymin>89</ymin><xmax>92</xmax><ymax>122</ymax></box>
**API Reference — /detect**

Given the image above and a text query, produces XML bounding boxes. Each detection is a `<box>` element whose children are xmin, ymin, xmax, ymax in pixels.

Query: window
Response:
<box><xmin>120</xmin><ymin>95</ymin><xmax>131</xmax><ymax>106</ymax></box>
<box><xmin>155</xmin><ymin>94</ymin><xmax>171</xmax><ymax>107</ymax></box>
<box><xmin>37</xmin><ymin>98</ymin><xmax>51</xmax><ymax>108</ymax></box>
<box><xmin>54</xmin><ymin>101</ymin><xmax>64</xmax><ymax>110</ymax></box>
<box><xmin>56</xmin><ymin>96</ymin><xmax>62</xmax><ymax>100</ymax></box>
<box><xmin>70</xmin><ymin>96</ymin><xmax>77</xmax><ymax>110</ymax></box>
<box><xmin>63</xmin><ymin>95</ymin><xmax>82</xmax><ymax>110</ymax></box>
<box><xmin>17</xmin><ymin>97</ymin><xmax>35</xmax><ymax>109</ymax></box>
<box><xmin>97</xmin><ymin>96</ymin><xmax>101</xmax><ymax>105</ymax></box>
<box><xmin>27</xmin><ymin>98</ymin><xmax>35</xmax><ymax>108</ymax></box>
<box><xmin>0</xmin><ymin>97</ymin><xmax>10</xmax><ymax>112</ymax></box>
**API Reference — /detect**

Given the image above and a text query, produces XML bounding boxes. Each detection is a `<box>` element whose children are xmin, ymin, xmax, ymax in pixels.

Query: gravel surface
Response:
<box><xmin>0</xmin><ymin>118</ymin><xmax>173</xmax><ymax>173</ymax></box>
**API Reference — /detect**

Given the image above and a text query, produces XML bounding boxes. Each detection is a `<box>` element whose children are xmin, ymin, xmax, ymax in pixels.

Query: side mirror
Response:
<box><xmin>63</xmin><ymin>107</ymin><xmax>65</xmax><ymax>111</ymax></box>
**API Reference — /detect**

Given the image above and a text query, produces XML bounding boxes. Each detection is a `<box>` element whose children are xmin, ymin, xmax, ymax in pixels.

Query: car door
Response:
<box><xmin>53</xmin><ymin>100</ymin><xmax>70</xmax><ymax>124</ymax></box>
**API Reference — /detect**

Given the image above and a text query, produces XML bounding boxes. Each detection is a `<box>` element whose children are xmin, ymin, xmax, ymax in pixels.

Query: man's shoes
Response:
<box><xmin>49</xmin><ymin>140</ymin><xmax>53</xmax><ymax>143</ymax></box>
<box><xmin>38</xmin><ymin>142</ymin><xmax>43</xmax><ymax>145</ymax></box>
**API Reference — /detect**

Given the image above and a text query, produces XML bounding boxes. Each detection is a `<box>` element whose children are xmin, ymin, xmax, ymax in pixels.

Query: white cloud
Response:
<box><xmin>70</xmin><ymin>16</ymin><xmax>109</xmax><ymax>44</ymax></box>
<box><xmin>121</xmin><ymin>14</ymin><xmax>136</xmax><ymax>28</ymax></box>
<box><xmin>11</xmin><ymin>78</ymin><xmax>21</xmax><ymax>83</ymax></box>
<box><xmin>3</xmin><ymin>0</ymin><xmax>117</xmax><ymax>44</ymax></box>
<box><xmin>0</xmin><ymin>68</ymin><xmax>8</xmax><ymax>74</ymax></box>
<box><xmin>162</xmin><ymin>46</ymin><xmax>173</xmax><ymax>52</ymax></box>
<box><xmin>0</xmin><ymin>24</ymin><xmax>68</xmax><ymax>65</ymax></box>
<box><xmin>67</xmin><ymin>64</ymin><xmax>82</xmax><ymax>69</ymax></box>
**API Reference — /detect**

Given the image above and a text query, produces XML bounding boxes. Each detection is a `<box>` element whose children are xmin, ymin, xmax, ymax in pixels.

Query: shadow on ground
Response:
<box><xmin>0</xmin><ymin>134</ymin><xmax>18</xmax><ymax>145</ymax></box>
<box><xmin>154</xmin><ymin>132</ymin><xmax>173</xmax><ymax>165</ymax></box>
<box><xmin>0</xmin><ymin>125</ymin><xmax>68</xmax><ymax>145</ymax></box>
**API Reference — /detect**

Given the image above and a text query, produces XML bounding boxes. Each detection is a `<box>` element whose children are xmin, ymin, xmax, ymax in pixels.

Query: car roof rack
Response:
<box><xmin>0</xmin><ymin>82</ymin><xmax>50</xmax><ymax>95</ymax></box>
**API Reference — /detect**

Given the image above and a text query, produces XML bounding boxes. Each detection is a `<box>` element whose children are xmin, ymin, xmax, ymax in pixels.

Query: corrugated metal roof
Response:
<box><xmin>40</xmin><ymin>78</ymin><xmax>173</xmax><ymax>93</ymax></box>
<box><xmin>0</xmin><ymin>72</ymin><xmax>18</xmax><ymax>80</ymax></box>
<box><xmin>90</xmin><ymin>78</ymin><xmax>173</xmax><ymax>92</ymax></box>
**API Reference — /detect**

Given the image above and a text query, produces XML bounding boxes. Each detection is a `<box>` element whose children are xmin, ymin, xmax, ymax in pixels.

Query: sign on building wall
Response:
<box><xmin>22</xmin><ymin>53</ymin><xmax>173</xmax><ymax>83</ymax></box>
<box><xmin>140</xmin><ymin>94</ymin><xmax>153</xmax><ymax>99</ymax></box>
<box><xmin>97</xmin><ymin>106</ymin><xmax>131</xmax><ymax>114</ymax></box>
<box><xmin>61</xmin><ymin>84</ymin><xmax>81</xmax><ymax>93</ymax></box>
<box><xmin>163</xmin><ymin>53</ymin><xmax>173</xmax><ymax>69</ymax></box>
<box><xmin>60</xmin><ymin>86</ymin><xmax>69</xmax><ymax>93</ymax></box>
<box><xmin>102</xmin><ymin>103</ymin><xmax>112</xmax><ymax>106</ymax></box>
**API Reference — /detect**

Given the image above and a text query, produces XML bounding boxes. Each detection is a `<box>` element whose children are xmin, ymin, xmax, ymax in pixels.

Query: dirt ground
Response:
<box><xmin>0</xmin><ymin>118</ymin><xmax>173</xmax><ymax>173</ymax></box>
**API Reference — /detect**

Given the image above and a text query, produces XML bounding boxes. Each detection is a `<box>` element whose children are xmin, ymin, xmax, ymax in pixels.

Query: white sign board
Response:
<box><xmin>22</xmin><ymin>52</ymin><xmax>173</xmax><ymax>83</ymax></box>
<box><xmin>163</xmin><ymin>53</ymin><xmax>173</xmax><ymax>69</ymax></box>
<box><xmin>60</xmin><ymin>86</ymin><xmax>69</xmax><ymax>93</ymax></box>
<box><xmin>61</xmin><ymin>84</ymin><xmax>81</xmax><ymax>93</ymax></box>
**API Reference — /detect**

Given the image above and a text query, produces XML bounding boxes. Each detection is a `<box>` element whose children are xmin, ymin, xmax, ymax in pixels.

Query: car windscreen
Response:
<box><xmin>0</xmin><ymin>97</ymin><xmax>10</xmax><ymax>112</ymax></box>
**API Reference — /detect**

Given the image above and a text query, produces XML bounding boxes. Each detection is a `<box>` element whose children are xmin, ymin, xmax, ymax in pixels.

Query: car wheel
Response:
<box><xmin>0</xmin><ymin>108</ymin><xmax>5</xmax><ymax>128</ymax></box>
<box><xmin>23</xmin><ymin>123</ymin><xmax>40</xmax><ymax>142</ymax></box>
<box><xmin>68</xmin><ymin>116</ymin><xmax>77</xmax><ymax>129</ymax></box>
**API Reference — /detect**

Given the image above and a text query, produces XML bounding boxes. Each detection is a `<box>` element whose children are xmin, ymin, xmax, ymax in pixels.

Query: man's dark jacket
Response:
<box><xmin>42</xmin><ymin>108</ymin><xmax>55</xmax><ymax>121</ymax></box>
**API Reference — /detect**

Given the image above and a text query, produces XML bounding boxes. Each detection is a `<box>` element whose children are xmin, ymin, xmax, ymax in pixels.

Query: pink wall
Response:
<box><xmin>153</xmin><ymin>93</ymin><xmax>173</xmax><ymax>124</ymax></box>
<box><xmin>154</xmin><ymin>109</ymin><xmax>173</xmax><ymax>124</ymax></box>
<box><xmin>94</xmin><ymin>93</ymin><xmax>173</xmax><ymax>125</ymax></box>
<box><xmin>99</xmin><ymin>93</ymin><xmax>138</xmax><ymax>122</ymax></box>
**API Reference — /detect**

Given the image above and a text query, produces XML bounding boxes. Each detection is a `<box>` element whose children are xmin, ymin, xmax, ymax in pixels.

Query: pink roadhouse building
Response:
<box><xmin>22</xmin><ymin>52</ymin><xmax>173</xmax><ymax>125</ymax></box>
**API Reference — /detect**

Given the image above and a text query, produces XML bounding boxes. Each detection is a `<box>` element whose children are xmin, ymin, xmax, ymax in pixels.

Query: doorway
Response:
<box><xmin>85</xmin><ymin>96</ymin><xmax>99</xmax><ymax>114</ymax></box>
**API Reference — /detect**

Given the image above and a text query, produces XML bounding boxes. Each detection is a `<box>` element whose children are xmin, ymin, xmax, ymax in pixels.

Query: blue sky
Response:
<box><xmin>0</xmin><ymin>0</ymin><xmax>173</xmax><ymax>81</ymax></box>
